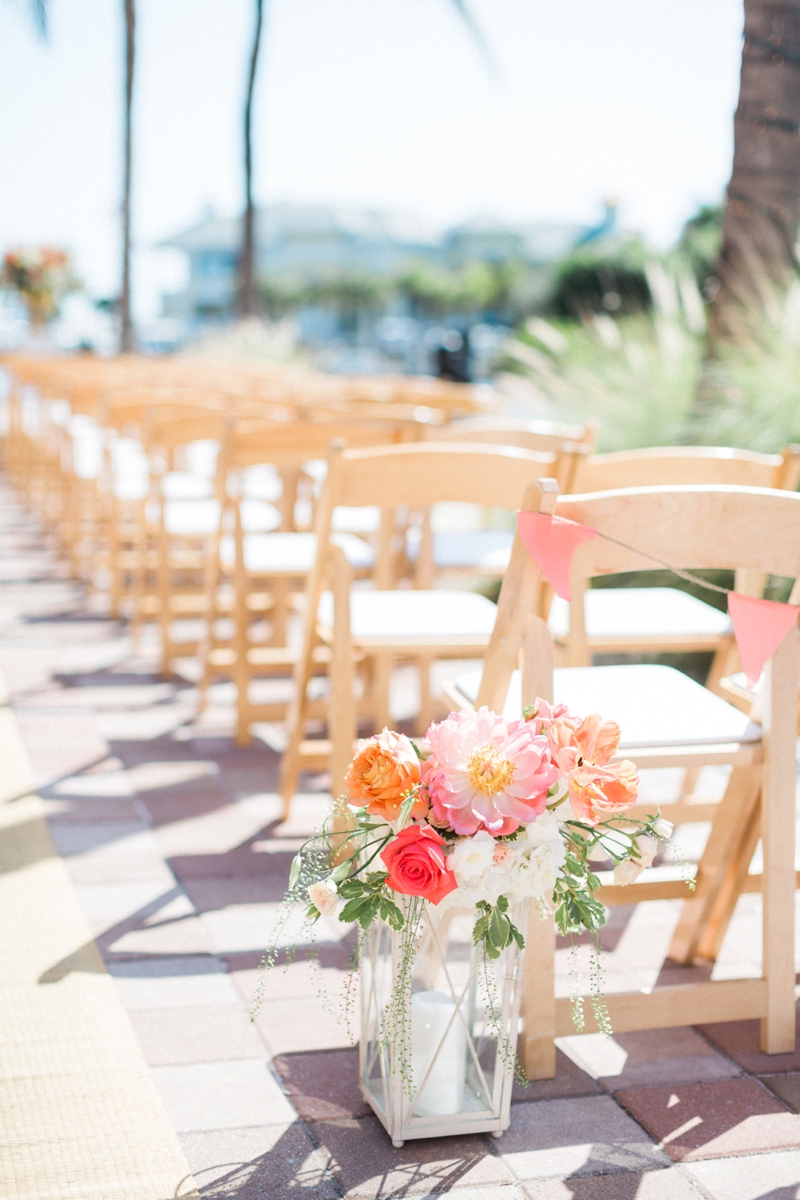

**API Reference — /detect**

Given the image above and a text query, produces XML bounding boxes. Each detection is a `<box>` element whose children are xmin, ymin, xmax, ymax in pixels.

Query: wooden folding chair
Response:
<box><xmin>555</xmin><ymin>445</ymin><xmax>800</xmax><ymax>689</ymax></box>
<box><xmin>406</xmin><ymin>417</ymin><xmax>595</xmax><ymax>589</ymax></box>
<box><xmin>278</xmin><ymin>443</ymin><xmax>564</xmax><ymax>817</ymax></box>
<box><xmin>202</xmin><ymin>416</ymin><xmax>425</xmax><ymax>744</ymax></box>
<box><xmin>449</xmin><ymin>479</ymin><xmax>800</xmax><ymax>1076</ymax></box>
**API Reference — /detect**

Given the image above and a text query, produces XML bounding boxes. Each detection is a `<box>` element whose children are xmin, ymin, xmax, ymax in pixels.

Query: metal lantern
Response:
<box><xmin>359</xmin><ymin>899</ymin><xmax>528</xmax><ymax>1146</ymax></box>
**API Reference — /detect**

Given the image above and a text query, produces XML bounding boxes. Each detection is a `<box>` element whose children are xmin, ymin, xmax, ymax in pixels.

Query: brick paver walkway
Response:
<box><xmin>3</xmin><ymin>478</ymin><xmax>800</xmax><ymax>1199</ymax></box>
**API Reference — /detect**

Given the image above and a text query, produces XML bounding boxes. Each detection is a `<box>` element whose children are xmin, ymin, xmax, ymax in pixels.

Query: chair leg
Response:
<box><xmin>706</xmin><ymin>634</ymin><xmax>737</xmax><ymax>697</ymax></box>
<box><xmin>417</xmin><ymin>654</ymin><xmax>434</xmax><ymax>734</ymax></box>
<box><xmin>329</xmin><ymin>547</ymin><xmax>357</xmax><ymax>802</ymax></box>
<box><xmin>760</xmin><ymin>628</ymin><xmax>797</xmax><ymax>1054</ymax></box>
<box><xmin>520</xmin><ymin>906</ymin><xmax>557</xmax><ymax>1080</ymax></box>
<box><xmin>278</xmin><ymin>632</ymin><xmax>318</xmax><ymax>819</ymax></box>
<box><xmin>696</xmin><ymin>804</ymin><xmax>761</xmax><ymax>962</ymax></box>
<box><xmin>234</xmin><ymin>583</ymin><xmax>252</xmax><ymax>748</ymax></box>
<box><xmin>372</xmin><ymin>654</ymin><xmax>392</xmax><ymax>732</ymax></box>
<box><xmin>669</xmin><ymin>764</ymin><xmax>761</xmax><ymax>965</ymax></box>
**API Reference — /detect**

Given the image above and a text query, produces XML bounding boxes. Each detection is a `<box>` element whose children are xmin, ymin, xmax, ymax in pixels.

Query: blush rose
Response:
<box><xmin>381</xmin><ymin>825</ymin><xmax>458</xmax><ymax>905</ymax></box>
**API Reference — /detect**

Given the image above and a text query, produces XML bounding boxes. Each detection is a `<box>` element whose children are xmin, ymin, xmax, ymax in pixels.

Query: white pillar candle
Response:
<box><xmin>410</xmin><ymin>990</ymin><xmax>467</xmax><ymax>1117</ymax></box>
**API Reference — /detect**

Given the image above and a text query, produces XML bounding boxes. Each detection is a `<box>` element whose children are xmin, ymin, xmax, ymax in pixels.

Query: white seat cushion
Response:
<box><xmin>240</xmin><ymin>498</ymin><xmax>281</xmax><ymax>533</ymax></box>
<box><xmin>318</xmin><ymin>589</ymin><xmax>497</xmax><ymax>643</ymax></box>
<box><xmin>432</xmin><ymin>530</ymin><xmax>514</xmax><ymax>571</ymax></box>
<box><xmin>548</xmin><ymin>588</ymin><xmax>732</xmax><ymax>639</ymax></box>
<box><xmin>162</xmin><ymin>472</ymin><xmax>214</xmax><ymax>500</ymax></box>
<box><xmin>453</xmin><ymin>663</ymin><xmax>761</xmax><ymax>748</ymax></box>
<box><xmin>220</xmin><ymin>531</ymin><xmax>375</xmax><ymax>574</ymax></box>
<box><xmin>163</xmin><ymin>498</ymin><xmax>221</xmax><ymax>536</ymax></box>
<box><xmin>332</xmin><ymin>505</ymin><xmax>382</xmax><ymax>534</ymax></box>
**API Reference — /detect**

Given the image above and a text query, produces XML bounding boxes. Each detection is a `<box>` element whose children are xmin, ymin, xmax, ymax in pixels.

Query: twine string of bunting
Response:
<box><xmin>516</xmin><ymin>511</ymin><xmax>800</xmax><ymax>686</ymax></box>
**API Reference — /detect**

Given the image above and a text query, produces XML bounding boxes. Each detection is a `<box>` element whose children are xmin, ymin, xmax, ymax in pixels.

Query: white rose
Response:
<box><xmin>634</xmin><ymin>834</ymin><xmax>659</xmax><ymax>870</ymax></box>
<box><xmin>307</xmin><ymin>877</ymin><xmax>338</xmax><ymax>916</ymax></box>
<box><xmin>613</xmin><ymin>858</ymin><xmax>643</xmax><ymax>886</ymax></box>
<box><xmin>450</xmin><ymin>830</ymin><xmax>497</xmax><ymax>890</ymax></box>
<box><xmin>653</xmin><ymin>818</ymin><xmax>674</xmax><ymax>841</ymax></box>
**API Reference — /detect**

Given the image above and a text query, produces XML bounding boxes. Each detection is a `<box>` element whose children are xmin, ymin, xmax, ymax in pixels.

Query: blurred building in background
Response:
<box><xmin>159</xmin><ymin>201</ymin><xmax>619</xmax><ymax>375</ymax></box>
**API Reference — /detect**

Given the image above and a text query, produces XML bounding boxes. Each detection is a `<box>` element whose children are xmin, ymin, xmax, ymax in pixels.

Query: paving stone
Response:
<box><xmin>152</xmin><ymin>1059</ymin><xmax>295</xmax><ymax>1132</ymax></box>
<box><xmin>230</xmin><ymin>959</ymin><xmax>354</xmax><ymax>1016</ymax></box>
<box><xmin>273</xmin><ymin>1048</ymin><xmax>371</xmax><ymax>1121</ymax></box>
<box><xmin>685</xmin><ymin>1148</ymin><xmax>800</xmax><ymax>1198</ymax></box>
<box><xmin>200</xmin><ymin>901</ymin><xmax>326</xmax><ymax>955</ymax></box>
<box><xmin>102</xmin><ymin>906</ymin><xmax>214</xmax><ymax>958</ymax></box>
<box><xmin>313</xmin><ymin>1114</ymin><xmax>515</xmax><ymax>1196</ymax></box>
<box><xmin>129</xmin><ymin>1004</ymin><xmax>266</xmax><ymax>1065</ymax></box>
<box><xmin>616</xmin><ymin>1077</ymin><xmax>800</xmax><ymax>1161</ymax></box>
<box><xmin>253</xmin><ymin>995</ymin><xmax>358</xmax><ymax>1054</ymax></box>
<box><xmin>511</xmin><ymin>1049</ymin><xmax>602</xmax><ymax>1103</ymax></box>
<box><xmin>522</xmin><ymin>1169</ymin><xmax>704</xmax><ymax>1198</ymax></box>
<box><xmin>698</xmin><ymin>1013</ymin><xmax>800</xmax><ymax>1074</ymax></box>
<box><xmin>419</xmin><ymin>1188</ymin><xmax>527</xmax><ymax>1200</ymax></box>
<box><xmin>73</xmin><ymin>881</ymin><xmax>193</xmax><ymax>932</ymax></box>
<box><xmin>179</xmin><ymin>1122</ymin><xmax>338</xmax><ymax>1198</ymax></box>
<box><xmin>761</xmin><ymin>1071</ymin><xmax>800</xmax><ymax>1113</ymax></box>
<box><xmin>49</xmin><ymin>820</ymin><xmax>176</xmax><ymax>884</ymax></box>
<box><xmin>499</xmin><ymin>1095</ymin><xmax>668</xmax><ymax>1181</ymax></box>
<box><xmin>108</xmin><ymin>954</ymin><xmax>242</xmax><ymax>1009</ymax></box>
<box><xmin>181</xmin><ymin>872</ymin><xmax>292</xmax><ymax>910</ymax></box>
<box><xmin>558</xmin><ymin>1027</ymin><xmax>740</xmax><ymax>1089</ymax></box>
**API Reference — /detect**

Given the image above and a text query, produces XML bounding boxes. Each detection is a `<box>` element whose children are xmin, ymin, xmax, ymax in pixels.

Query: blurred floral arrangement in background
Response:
<box><xmin>1</xmin><ymin>246</ymin><xmax>79</xmax><ymax>325</ymax></box>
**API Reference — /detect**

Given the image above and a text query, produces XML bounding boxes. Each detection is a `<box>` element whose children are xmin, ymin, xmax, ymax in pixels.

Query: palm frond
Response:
<box><xmin>30</xmin><ymin>0</ymin><xmax>49</xmax><ymax>38</ymax></box>
<box><xmin>446</xmin><ymin>0</ymin><xmax>500</xmax><ymax>82</ymax></box>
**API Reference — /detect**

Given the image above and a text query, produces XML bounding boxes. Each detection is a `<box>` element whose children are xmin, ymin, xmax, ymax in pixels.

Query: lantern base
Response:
<box><xmin>392</xmin><ymin>1139</ymin><xmax>404</xmax><ymax>1148</ymax></box>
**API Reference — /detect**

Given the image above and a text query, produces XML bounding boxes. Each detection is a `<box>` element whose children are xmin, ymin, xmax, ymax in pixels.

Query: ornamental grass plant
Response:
<box><xmin>504</xmin><ymin>269</ymin><xmax>800</xmax><ymax>455</ymax></box>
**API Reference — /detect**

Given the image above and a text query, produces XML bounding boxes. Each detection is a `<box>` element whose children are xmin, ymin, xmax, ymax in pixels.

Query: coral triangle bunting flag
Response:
<box><xmin>517</xmin><ymin>512</ymin><xmax>597</xmax><ymax>601</ymax></box>
<box><xmin>727</xmin><ymin>591</ymin><xmax>800</xmax><ymax>686</ymax></box>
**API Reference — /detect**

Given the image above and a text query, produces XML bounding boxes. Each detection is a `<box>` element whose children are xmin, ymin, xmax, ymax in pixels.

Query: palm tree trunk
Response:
<box><xmin>120</xmin><ymin>0</ymin><xmax>136</xmax><ymax>352</ymax></box>
<box><xmin>238</xmin><ymin>0</ymin><xmax>265</xmax><ymax>318</ymax></box>
<box><xmin>707</xmin><ymin>0</ymin><xmax>800</xmax><ymax>350</ymax></box>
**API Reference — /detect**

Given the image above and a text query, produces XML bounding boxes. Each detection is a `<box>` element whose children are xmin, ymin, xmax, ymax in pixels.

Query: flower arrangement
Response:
<box><xmin>1</xmin><ymin>246</ymin><xmax>78</xmax><ymax>325</ymax></box>
<box><xmin>279</xmin><ymin>699</ymin><xmax>671</xmax><ymax>994</ymax></box>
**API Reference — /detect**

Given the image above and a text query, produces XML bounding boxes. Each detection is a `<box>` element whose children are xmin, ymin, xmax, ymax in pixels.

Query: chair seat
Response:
<box><xmin>548</xmin><ymin>587</ymin><xmax>732</xmax><ymax>641</ymax></box>
<box><xmin>452</xmin><ymin>663</ymin><xmax>761</xmax><ymax>748</ymax></box>
<box><xmin>332</xmin><ymin>505</ymin><xmax>382</xmax><ymax>534</ymax></box>
<box><xmin>430</xmin><ymin>530</ymin><xmax>514</xmax><ymax>572</ymax></box>
<box><xmin>163</xmin><ymin>498</ymin><xmax>221</xmax><ymax>536</ymax></box>
<box><xmin>220</xmin><ymin>531</ymin><xmax>375</xmax><ymax>574</ymax></box>
<box><xmin>318</xmin><ymin>588</ymin><xmax>498</xmax><ymax>645</ymax></box>
<box><xmin>162</xmin><ymin>472</ymin><xmax>215</xmax><ymax>500</ymax></box>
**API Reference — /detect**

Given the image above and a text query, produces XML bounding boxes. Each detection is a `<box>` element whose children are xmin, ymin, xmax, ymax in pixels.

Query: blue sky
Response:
<box><xmin>0</xmin><ymin>0</ymin><xmax>744</xmax><ymax>320</ymax></box>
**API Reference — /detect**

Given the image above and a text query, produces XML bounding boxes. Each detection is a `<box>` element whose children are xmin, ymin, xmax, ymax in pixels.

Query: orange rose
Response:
<box><xmin>568</xmin><ymin>758</ymin><xmax>639</xmax><ymax>823</ymax></box>
<box><xmin>344</xmin><ymin>729</ymin><xmax>425</xmax><ymax>822</ymax></box>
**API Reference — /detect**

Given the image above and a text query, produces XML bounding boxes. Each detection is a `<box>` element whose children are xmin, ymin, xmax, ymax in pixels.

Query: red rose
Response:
<box><xmin>382</xmin><ymin>825</ymin><xmax>458</xmax><ymax>905</ymax></box>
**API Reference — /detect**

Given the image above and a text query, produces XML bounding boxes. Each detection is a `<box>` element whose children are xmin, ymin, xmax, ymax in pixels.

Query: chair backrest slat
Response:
<box><xmin>331</xmin><ymin>443</ymin><xmax>558</xmax><ymax>512</ymax></box>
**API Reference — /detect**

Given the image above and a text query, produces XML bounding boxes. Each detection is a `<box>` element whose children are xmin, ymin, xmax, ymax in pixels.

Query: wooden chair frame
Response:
<box><xmin>475</xmin><ymin>479</ymin><xmax>800</xmax><ymax>1074</ymax></box>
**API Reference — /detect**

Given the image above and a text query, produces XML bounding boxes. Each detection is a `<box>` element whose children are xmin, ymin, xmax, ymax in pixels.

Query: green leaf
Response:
<box><xmin>396</xmin><ymin>792</ymin><xmax>416</xmax><ymax>831</ymax></box>
<box><xmin>339</xmin><ymin>897</ymin><xmax>368</xmax><ymax>924</ymax></box>
<box><xmin>288</xmin><ymin>854</ymin><xmax>302</xmax><ymax>891</ymax></box>
<box><xmin>379</xmin><ymin>897</ymin><xmax>404</xmax><ymax>930</ymax></box>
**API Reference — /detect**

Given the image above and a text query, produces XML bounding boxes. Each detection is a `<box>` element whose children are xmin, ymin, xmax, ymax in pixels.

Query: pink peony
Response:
<box><xmin>422</xmin><ymin>707</ymin><xmax>558</xmax><ymax>836</ymax></box>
